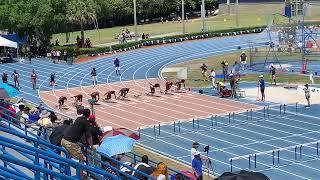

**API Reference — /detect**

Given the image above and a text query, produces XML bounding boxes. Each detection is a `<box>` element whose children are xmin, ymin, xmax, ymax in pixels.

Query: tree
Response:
<box><xmin>66</xmin><ymin>0</ymin><xmax>97</xmax><ymax>46</ymax></box>
<box><xmin>0</xmin><ymin>0</ymin><xmax>67</xmax><ymax>47</ymax></box>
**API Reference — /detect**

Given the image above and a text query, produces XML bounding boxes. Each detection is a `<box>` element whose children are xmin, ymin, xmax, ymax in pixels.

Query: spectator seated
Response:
<box><xmin>0</xmin><ymin>101</ymin><xmax>185</xmax><ymax>180</ymax></box>
<box><xmin>132</xmin><ymin>155</ymin><xmax>155</xmax><ymax>179</ymax></box>
<box><xmin>28</xmin><ymin>108</ymin><xmax>40</xmax><ymax>123</ymax></box>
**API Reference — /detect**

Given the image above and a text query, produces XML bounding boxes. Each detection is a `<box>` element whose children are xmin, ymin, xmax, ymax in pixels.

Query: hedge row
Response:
<box><xmin>52</xmin><ymin>26</ymin><xmax>267</xmax><ymax>57</ymax></box>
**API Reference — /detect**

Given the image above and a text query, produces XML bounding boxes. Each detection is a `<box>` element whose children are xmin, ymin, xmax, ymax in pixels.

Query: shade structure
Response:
<box><xmin>0</xmin><ymin>83</ymin><xmax>20</xmax><ymax>99</ymax></box>
<box><xmin>99</xmin><ymin>128</ymin><xmax>140</xmax><ymax>142</ymax></box>
<box><xmin>0</xmin><ymin>36</ymin><xmax>17</xmax><ymax>48</ymax></box>
<box><xmin>97</xmin><ymin>134</ymin><xmax>136</xmax><ymax>157</ymax></box>
<box><xmin>216</xmin><ymin>170</ymin><xmax>270</xmax><ymax>180</ymax></box>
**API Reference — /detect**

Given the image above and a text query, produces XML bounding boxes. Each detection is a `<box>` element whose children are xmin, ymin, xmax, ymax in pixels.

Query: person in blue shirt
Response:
<box><xmin>259</xmin><ymin>75</ymin><xmax>265</xmax><ymax>101</ymax></box>
<box><xmin>233</xmin><ymin>61</ymin><xmax>241</xmax><ymax>79</ymax></box>
<box><xmin>50</xmin><ymin>73</ymin><xmax>56</xmax><ymax>86</ymax></box>
<box><xmin>114</xmin><ymin>57</ymin><xmax>120</xmax><ymax>75</ymax></box>
<box><xmin>192</xmin><ymin>151</ymin><xmax>203</xmax><ymax>180</ymax></box>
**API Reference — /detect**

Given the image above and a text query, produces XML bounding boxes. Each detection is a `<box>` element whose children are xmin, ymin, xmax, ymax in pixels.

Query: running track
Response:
<box><xmin>1</xmin><ymin>32</ymin><xmax>320</xmax><ymax>179</ymax></box>
<box><xmin>39</xmin><ymin>78</ymin><xmax>256</xmax><ymax>130</ymax></box>
<box><xmin>0</xmin><ymin>33</ymin><xmax>269</xmax><ymax>104</ymax></box>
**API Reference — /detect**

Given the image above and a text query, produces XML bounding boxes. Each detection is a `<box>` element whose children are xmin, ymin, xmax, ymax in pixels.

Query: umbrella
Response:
<box><xmin>0</xmin><ymin>89</ymin><xmax>10</xmax><ymax>99</ymax></box>
<box><xmin>170</xmin><ymin>171</ymin><xmax>196</xmax><ymax>180</ymax></box>
<box><xmin>97</xmin><ymin>134</ymin><xmax>136</xmax><ymax>157</ymax></box>
<box><xmin>99</xmin><ymin>128</ymin><xmax>140</xmax><ymax>142</ymax></box>
<box><xmin>216</xmin><ymin>170</ymin><xmax>270</xmax><ymax>180</ymax></box>
<box><xmin>0</xmin><ymin>83</ymin><xmax>20</xmax><ymax>99</ymax></box>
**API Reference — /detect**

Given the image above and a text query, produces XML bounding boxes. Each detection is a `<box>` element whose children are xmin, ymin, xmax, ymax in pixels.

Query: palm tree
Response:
<box><xmin>66</xmin><ymin>0</ymin><xmax>97</xmax><ymax>47</ymax></box>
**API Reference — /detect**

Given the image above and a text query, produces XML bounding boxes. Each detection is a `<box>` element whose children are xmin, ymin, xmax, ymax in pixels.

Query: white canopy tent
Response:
<box><xmin>0</xmin><ymin>36</ymin><xmax>17</xmax><ymax>48</ymax></box>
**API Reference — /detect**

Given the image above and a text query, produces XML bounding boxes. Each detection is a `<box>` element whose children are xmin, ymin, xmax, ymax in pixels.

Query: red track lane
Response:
<box><xmin>39</xmin><ymin>79</ymin><xmax>257</xmax><ymax>130</ymax></box>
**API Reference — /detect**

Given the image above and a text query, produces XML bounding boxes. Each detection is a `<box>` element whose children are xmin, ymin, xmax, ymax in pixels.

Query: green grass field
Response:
<box><xmin>52</xmin><ymin>3</ymin><xmax>289</xmax><ymax>46</ymax></box>
<box><xmin>52</xmin><ymin>14</ymin><xmax>269</xmax><ymax>46</ymax></box>
<box><xmin>52</xmin><ymin>3</ymin><xmax>320</xmax><ymax>46</ymax></box>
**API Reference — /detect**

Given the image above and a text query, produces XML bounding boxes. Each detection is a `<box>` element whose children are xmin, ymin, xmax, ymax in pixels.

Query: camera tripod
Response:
<box><xmin>204</xmin><ymin>145</ymin><xmax>215</xmax><ymax>179</ymax></box>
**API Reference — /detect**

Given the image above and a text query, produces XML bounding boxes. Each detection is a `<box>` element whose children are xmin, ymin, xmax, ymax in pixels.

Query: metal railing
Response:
<box><xmin>0</xmin><ymin>103</ymin><xmax>155</xmax><ymax>179</ymax></box>
<box><xmin>0</xmin><ymin>134</ymin><xmax>116</xmax><ymax>179</ymax></box>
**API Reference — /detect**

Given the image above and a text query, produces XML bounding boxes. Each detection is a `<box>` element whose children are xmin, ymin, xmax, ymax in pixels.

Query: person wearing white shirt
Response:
<box><xmin>210</xmin><ymin>69</ymin><xmax>216</xmax><ymax>89</ymax></box>
<box><xmin>240</xmin><ymin>51</ymin><xmax>247</xmax><ymax>70</ymax></box>
<box><xmin>310</xmin><ymin>72</ymin><xmax>314</xmax><ymax>84</ymax></box>
<box><xmin>191</xmin><ymin>142</ymin><xmax>200</xmax><ymax>163</ymax></box>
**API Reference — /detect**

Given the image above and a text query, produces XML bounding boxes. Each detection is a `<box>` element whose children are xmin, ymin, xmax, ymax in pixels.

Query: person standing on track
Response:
<box><xmin>233</xmin><ymin>61</ymin><xmax>241</xmax><ymax>80</ymax></box>
<box><xmin>114</xmin><ymin>57</ymin><xmax>120</xmax><ymax>76</ymax></box>
<box><xmin>200</xmin><ymin>63</ymin><xmax>208</xmax><ymax>81</ymax></box>
<box><xmin>229</xmin><ymin>74</ymin><xmax>237</xmax><ymax>98</ymax></box>
<box><xmin>28</xmin><ymin>52</ymin><xmax>32</xmax><ymax>64</ymax></box>
<box><xmin>11</xmin><ymin>70</ymin><xmax>20</xmax><ymax>87</ymax></box>
<box><xmin>31</xmin><ymin>69</ymin><xmax>37</xmax><ymax>90</ymax></box>
<box><xmin>210</xmin><ymin>69</ymin><xmax>216</xmax><ymax>89</ymax></box>
<box><xmin>258</xmin><ymin>75</ymin><xmax>265</xmax><ymax>101</ymax></box>
<box><xmin>240</xmin><ymin>51</ymin><xmax>247</xmax><ymax>70</ymax></box>
<box><xmin>221</xmin><ymin>60</ymin><xmax>229</xmax><ymax>82</ymax></box>
<box><xmin>303</xmin><ymin>84</ymin><xmax>311</xmax><ymax>108</ymax></box>
<box><xmin>2</xmin><ymin>72</ymin><xmax>8</xmax><ymax>83</ymax></box>
<box><xmin>50</xmin><ymin>73</ymin><xmax>56</xmax><ymax>86</ymax></box>
<box><xmin>269</xmin><ymin>64</ymin><xmax>277</xmax><ymax>86</ymax></box>
<box><xmin>91</xmin><ymin>68</ymin><xmax>97</xmax><ymax>87</ymax></box>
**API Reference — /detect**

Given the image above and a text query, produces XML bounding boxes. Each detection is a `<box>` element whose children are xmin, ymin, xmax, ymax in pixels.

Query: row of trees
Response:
<box><xmin>0</xmin><ymin>0</ymin><xmax>218</xmax><ymax>47</ymax></box>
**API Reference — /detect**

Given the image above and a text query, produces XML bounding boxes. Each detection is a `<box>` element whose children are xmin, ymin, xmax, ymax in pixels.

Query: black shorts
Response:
<box><xmin>150</xmin><ymin>87</ymin><xmax>155</xmax><ymax>93</ymax></box>
<box><xmin>59</xmin><ymin>99</ymin><xmax>64</xmax><ymax>105</ymax></box>
<box><xmin>260</xmin><ymin>88</ymin><xmax>265</xmax><ymax>93</ymax></box>
<box><xmin>76</xmin><ymin>96</ymin><xmax>83</xmax><ymax>102</ymax></box>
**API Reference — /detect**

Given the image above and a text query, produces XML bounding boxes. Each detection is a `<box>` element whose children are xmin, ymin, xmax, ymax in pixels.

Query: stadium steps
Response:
<box><xmin>0</xmin><ymin>104</ymin><xmax>161</xmax><ymax>179</ymax></box>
